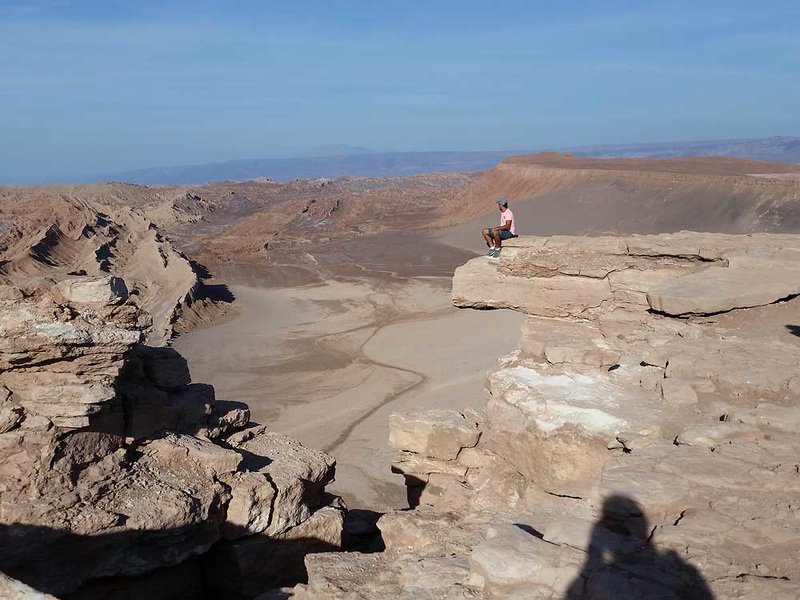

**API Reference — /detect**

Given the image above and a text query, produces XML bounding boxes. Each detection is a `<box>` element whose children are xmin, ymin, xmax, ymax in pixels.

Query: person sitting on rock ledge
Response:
<box><xmin>482</xmin><ymin>198</ymin><xmax>516</xmax><ymax>258</ymax></box>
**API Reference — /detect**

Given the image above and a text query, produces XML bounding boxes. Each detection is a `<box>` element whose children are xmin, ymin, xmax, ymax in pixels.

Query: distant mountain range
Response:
<box><xmin>99</xmin><ymin>136</ymin><xmax>800</xmax><ymax>185</ymax></box>
<box><xmin>99</xmin><ymin>151</ymin><xmax>518</xmax><ymax>185</ymax></box>
<box><xmin>569</xmin><ymin>136</ymin><xmax>800</xmax><ymax>163</ymax></box>
<box><xmin>302</xmin><ymin>144</ymin><xmax>376</xmax><ymax>157</ymax></box>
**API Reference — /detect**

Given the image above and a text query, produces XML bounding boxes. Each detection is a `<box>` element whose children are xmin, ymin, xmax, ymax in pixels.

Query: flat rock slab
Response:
<box><xmin>647</xmin><ymin>267</ymin><xmax>800</xmax><ymax>315</ymax></box>
<box><xmin>470</xmin><ymin>523</ymin><xmax>583</xmax><ymax>597</ymax></box>
<box><xmin>54</xmin><ymin>276</ymin><xmax>129</xmax><ymax>306</ymax></box>
<box><xmin>452</xmin><ymin>258</ymin><xmax>612</xmax><ymax>318</ymax></box>
<box><xmin>389</xmin><ymin>410</ymin><xmax>480</xmax><ymax>460</ymax></box>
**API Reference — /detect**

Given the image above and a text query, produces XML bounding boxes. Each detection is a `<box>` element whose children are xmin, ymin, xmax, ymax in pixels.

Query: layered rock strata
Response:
<box><xmin>294</xmin><ymin>232</ymin><xmax>800</xmax><ymax>599</ymax></box>
<box><xmin>0</xmin><ymin>194</ymin><xmax>225</xmax><ymax>344</ymax></box>
<box><xmin>0</xmin><ymin>279</ymin><xmax>341</xmax><ymax>598</ymax></box>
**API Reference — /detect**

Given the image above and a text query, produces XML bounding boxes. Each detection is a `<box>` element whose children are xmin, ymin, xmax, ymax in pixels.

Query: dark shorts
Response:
<box><xmin>484</xmin><ymin>227</ymin><xmax>516</xmax><ymax>241</ymax></box>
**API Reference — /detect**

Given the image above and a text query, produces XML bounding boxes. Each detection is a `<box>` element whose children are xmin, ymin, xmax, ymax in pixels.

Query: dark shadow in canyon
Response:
<box><xmin>786</xmin><ymin>324</ymin><xmax>800</xmax><ymax>338</ymax></box>
<box><xmin>189</xmin><ymin>258</ymin><xmax>237</xmax><ymax>304</ymax></box>
<box><xmin>0</xmin><ymin>522</ymin><xmax>340</xmax><ymax>600</ymax></box>
<box><xmin>563</xmin><ymin>495</ymin><xmax>713</xmax><ymax>599</ymax></box>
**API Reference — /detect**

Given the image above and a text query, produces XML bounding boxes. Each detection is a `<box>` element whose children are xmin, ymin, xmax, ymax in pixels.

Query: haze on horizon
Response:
<box><xmin>1</xmin><ymin>0</ymin><xmax>799</xmax><ymax>184</ymax></box>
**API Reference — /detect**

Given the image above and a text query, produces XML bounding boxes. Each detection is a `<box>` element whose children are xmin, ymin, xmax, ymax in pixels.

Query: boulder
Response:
<box><xmin>469</xmin><ymin>523</ymin><xmax>584</xmax><ymax>598</ymax></box>
<box><xmin>392</xmin><ymin>451</ymin><xmax>469</xmax><ymax>480</ymax></box>
<box><xmin>519</xmin><ymin>317</ymin><xmax>620</xmax><ymax>367</ymax></box>
<box><xmin>483</xmin><ymin>362</ymin><xmax>656</xmax><ymax>497</ymax></box>
<box><xmin>0</xmin><ymin>434</ymin><xmax>233</xmax><ymax>595</ymax></box>
<box><xmin>301</xmin><ymin>551</ymin><xmax>473</xmax><ymax>600</ymax></box>
<box><xmin>137</xmin><ymin>347</ymin><xmax>192</xmax><ymax>389</ymax></box>
<box><xmin>144</xmin><ymin>433</ymin><xmax>242</xmax><ymax>477</ymax></box>
<box><xmin>452</xmin><ymin>257</ymin><xmax>613</xmax><ymax>317</ymax></box>
<box><xmin>54</xmin><ymin>276</ymin><xmax>129</xmax><ymax>306</ymax></box>
<box><xmin>0</xmin><ymin>404</ymin><xmax>24</xmax><ymax>434</ymax></box>
<box><xmin>208</xmin><ymin>400</ymin><xmax>251</xmax><ymax>438</ymax></box>
<box><xmin>389</xmin><ymin>410</ymin><xmax>480</xmax><ymax>460</ymax></box>
<box><xmin>229</xmin><ymin>428</ymin><xmax>337</xmax><ymax>536</ymax></box>
<box><xmin>222</xmin><ymin>471</ymin><xmax>278</xmax><ymax>540</ymax></box>
<box><xmin>378</xmin><ymin>511</ymin><xmax>463</xmax><ymax>553</ymax></box>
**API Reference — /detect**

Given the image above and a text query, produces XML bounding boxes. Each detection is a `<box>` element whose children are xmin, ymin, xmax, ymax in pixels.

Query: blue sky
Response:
<box><xmin>1</xmin><ymin>0</ymin><xmax>798</xmax><ymax>183</ymax></box>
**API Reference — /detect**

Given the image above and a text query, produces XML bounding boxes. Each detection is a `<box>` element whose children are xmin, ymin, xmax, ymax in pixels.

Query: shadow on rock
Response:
<box><xmin>786</xmin><ymin>324</ymin><xmax>800</xmax><ymax>338</ymax></box>
<box><xmin>342</xmin><ymin>509</ymin><xmax>386</xmax><ymax>553</ymax></box>
<box><xmin>390</xmin><ymin>471</ymin><xmax>427</xmax><ymax>508</ymax></box>
<box><xmin>188</xmin><ymin>259</ymin><xmax>236</xmax><ymax>304</ymax></box>
<box><xmin>196</xmin><ymin>282</ymin><xmax>236</xmax><ymax>304</ymax></box>
<box><xmin>564</xmin><ymin>495</ymin><xmax>714</xmax><ymax>600</ymax></box>
<box><xmin>0</xmin><ymin>522</ymin><xmax>340</xmax><ymax>600</ymax></box>
<box><xmin>83</xmin><ymin>344</ymin><xmax>250</xmax><ymax>441</ymax></box>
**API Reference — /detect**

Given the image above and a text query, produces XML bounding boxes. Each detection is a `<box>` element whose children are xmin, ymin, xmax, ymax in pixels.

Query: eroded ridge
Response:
<box><xmin>294</xmin><ymin>232</ymin><xmax>800</xmax><ymax>600</ymax></box>
<box><xmin>0</xmin><ymin>193</ymin><xmax>228</xmax><ymax>345</ymax></box>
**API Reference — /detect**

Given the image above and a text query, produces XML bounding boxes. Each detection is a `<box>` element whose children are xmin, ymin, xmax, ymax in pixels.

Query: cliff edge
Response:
<box><xmin>294</xmin><ymin>232</ymin><xmax>800</xmax><ymax>599</ymax></box>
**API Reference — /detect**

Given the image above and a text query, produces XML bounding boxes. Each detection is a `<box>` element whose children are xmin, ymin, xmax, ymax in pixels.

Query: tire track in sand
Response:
<box><xmin>318</xmin><ymin>266</ymin><xmax>453</xmax><ymax>454</ymax></box>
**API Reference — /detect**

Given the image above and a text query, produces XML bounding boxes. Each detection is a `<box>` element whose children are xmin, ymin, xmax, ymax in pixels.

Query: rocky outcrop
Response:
<box><xmin>295</xmin><ymin>232</ymin><xmax>800</xmax><ymax>599</ymax></box>
<box><xmin>0</xmin><ymin>193</ymin><xmax>228</xmax><ymax>344</ymax></box>
<box><xmin>0</xmin><ymin>279</ymin><xmax>341</xmax><ymax>598</ymax></box>
<box><xmin>454</xmin><ymin>232</ymin><xmax>800</xmax><ymax>316</ymax></box>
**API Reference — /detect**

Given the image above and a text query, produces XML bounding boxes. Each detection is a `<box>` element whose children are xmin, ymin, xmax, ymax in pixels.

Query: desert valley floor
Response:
<box><xmin>174</xmin><ymin>232</ymin><xmax>524</xmax><ymax>509</ymax></box>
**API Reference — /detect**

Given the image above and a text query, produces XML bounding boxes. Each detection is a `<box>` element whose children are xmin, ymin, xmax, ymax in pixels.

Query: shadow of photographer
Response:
<box><xmin>564</xmin><ymin>494</ymin><xmax>713</xmax><ymax>599</ymax></box>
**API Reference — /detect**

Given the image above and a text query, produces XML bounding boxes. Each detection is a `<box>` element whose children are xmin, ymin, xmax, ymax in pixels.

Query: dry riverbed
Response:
<box><xmin>174</xmin><ymin>234</ymin><xmax>524</xmax><ymax>509</ymax></box>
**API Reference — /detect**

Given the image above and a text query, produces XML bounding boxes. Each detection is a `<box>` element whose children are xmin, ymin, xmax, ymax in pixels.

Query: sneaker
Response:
<box><xmin>486</xmin><ymin>247</ymin><xmax>496</xmax><ymax>256</ymax></box>
<box><xmin>492</xmin><ymin>247</ymin><xmax>502</xmax><ymax>258</ymax></box>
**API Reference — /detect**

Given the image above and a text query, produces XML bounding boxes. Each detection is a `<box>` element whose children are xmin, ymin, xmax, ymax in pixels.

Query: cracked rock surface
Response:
<box><xmin>295</xmin><ymin>232</ymin><xmax>800</xmax><ymax>599</ymax></box>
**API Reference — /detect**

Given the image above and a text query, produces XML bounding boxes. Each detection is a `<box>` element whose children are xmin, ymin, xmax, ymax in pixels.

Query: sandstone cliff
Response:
<box><xmin>294</xmin><ymin>232</ymin><xmax>800</xmax><ymax>599</ymax></box>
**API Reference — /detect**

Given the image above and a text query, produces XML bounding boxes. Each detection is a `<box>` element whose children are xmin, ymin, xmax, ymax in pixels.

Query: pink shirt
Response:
<box><xmin>500</xmin><ymin>208</ymin><xmax>515</xmax><ymax>235</ymax></box>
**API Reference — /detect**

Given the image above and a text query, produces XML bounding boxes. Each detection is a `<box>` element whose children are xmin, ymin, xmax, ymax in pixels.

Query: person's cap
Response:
<box><xmin>497</xmin><ymin>198</ymin><xmax>508</xmax><ymax>207</ymax></box>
